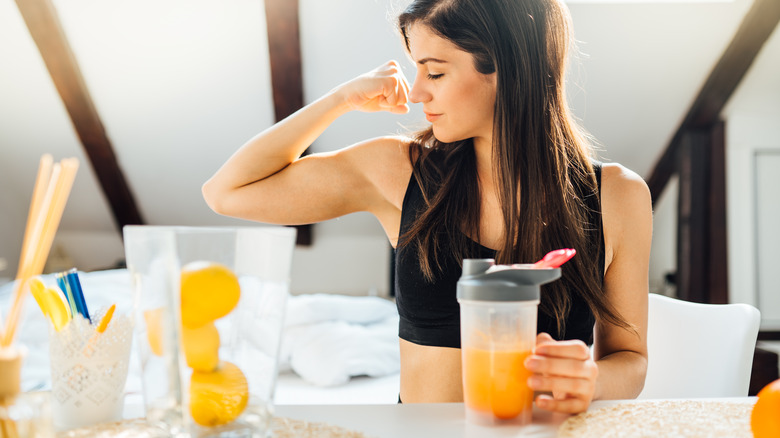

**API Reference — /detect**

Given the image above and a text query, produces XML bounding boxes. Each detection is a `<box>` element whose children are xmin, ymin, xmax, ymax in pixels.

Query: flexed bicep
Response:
<box><xmin>208</xmin><ymin>137</ymin><xmax>413</xmax><ymax>227</ymax></box>
<box><xmin>203</xmin><ymin>62</ymin><xmax>414</xmax><ymax>223</ymax></box>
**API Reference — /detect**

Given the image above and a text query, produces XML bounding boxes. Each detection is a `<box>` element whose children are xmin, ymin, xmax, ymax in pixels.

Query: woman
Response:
<box><xmin>203</xmin><ymin>0</ymin><xmax>651</xmax><ymax>414</ymax></box>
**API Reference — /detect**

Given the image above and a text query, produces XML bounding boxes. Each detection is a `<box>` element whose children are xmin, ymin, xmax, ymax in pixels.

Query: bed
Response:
<box><xmin>0</xmin><ymin>269</ymin><xmax>401</xmax><ymax>406</ymax></box>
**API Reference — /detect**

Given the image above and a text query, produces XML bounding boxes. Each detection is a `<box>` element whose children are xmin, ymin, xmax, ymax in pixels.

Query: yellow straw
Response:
<box><xmin>96</xmin><ymin>304</ymin><xmax>116</xmax><ymax>334</ymax></box>
<box><xmin>82</xmin><ymin>304</ymin><xmax>116</xmax><ymax>357</ymax></box>
<box><xmin>17</xmin><ymin>155</ymin><xmax>53</xmax><ymax>287</ymax></box>
<box><xmin>18</xmin><ymin>163</ymin><xmax>61</xmax><ymax>276</ymax></box>
<box><xmin>1</xmin><ymin>157</ymin><xmax>78</xmax><ymax>347</ymax></box>
<box><xmin>0</xmin><ymin>155</ymin><xmax>52</xmax><ymax>335</ymax></box>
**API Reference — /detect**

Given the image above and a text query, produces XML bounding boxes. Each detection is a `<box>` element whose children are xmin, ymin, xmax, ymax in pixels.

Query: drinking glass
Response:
<box><xmin>124</xmin><ymin>226</ymin><xmax>296</xmax><ymax>438</ymax></box>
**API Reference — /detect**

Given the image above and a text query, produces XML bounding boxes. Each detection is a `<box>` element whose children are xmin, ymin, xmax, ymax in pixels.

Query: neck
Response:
<box><xmin>473</xmin><ymin>135</ymin><xmax>494</xmax><ymax>189</ymax></box>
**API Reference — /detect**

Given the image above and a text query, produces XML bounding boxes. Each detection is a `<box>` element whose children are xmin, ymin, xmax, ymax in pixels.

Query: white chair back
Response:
<box><xmin>638</xmin><ymin>293</ymin><xmax>761</xmax><ymax>399</ymax></box>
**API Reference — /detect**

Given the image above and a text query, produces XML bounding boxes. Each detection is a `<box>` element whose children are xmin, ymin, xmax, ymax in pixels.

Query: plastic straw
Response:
<box><xmin>17</xmin><ymin>155</ymin><xmax>54</xmax><ymax>270</ymax></box>
<box><xmin>96</xmin><ymin>304</ymin><xmax>116</xmax><ymax>334</ymax></box>
<box><xmin>56</xmin><ymin>272</ymin><xmax>79</xmax><ymax>322</ymax></box>
<box><xmin>0</xmin><ymin>155</ymin><xmax>52</xmax><ymax>333</ymax></box>
<box><xmin>65</xmin><ymin>269</ymin><xmax>90</xmax><ymax>323</ymax></box>
<box><xmin>1</xmin><ymin>157</ymin><xmax>79</xmax><ymax>347</ymax></box>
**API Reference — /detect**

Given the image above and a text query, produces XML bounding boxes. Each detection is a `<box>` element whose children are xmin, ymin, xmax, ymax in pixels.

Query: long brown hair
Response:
<box><xmin>397</xmin><ymin>0</ymin><xmax>630</xmax><ymax>336</ymax></box>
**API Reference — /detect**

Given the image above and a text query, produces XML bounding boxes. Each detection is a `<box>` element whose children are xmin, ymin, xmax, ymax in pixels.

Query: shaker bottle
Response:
<box><xmin>457</xmin><ymin>258</ymin><xmax>561</xmax><ymax>426</ymax></box>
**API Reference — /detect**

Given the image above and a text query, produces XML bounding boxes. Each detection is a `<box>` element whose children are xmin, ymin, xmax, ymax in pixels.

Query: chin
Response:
<box><xmin>431</xmin><ymin>126</ymin><xmax>464</xmax><ymax>144</ymax></box>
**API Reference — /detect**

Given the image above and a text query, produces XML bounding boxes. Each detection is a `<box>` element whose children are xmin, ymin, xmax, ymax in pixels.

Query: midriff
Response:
<box><xmin>399</xmin><ymin>338</ymin><xmax>463</xmax><ymax>403</ymax></box>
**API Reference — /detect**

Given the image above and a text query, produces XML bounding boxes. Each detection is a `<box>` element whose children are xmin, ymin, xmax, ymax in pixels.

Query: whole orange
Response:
<box><xmin>189</xmin><ymin>361</ymin><xmax>249</xmax><ymax>427</ymax></box>
<box><xmin>180</xmin><ymin>261</ymin><xmax>241</xmax><ymax>329</ymax></box>
<box><xmin>182</xmin><ymin>322</ymin><xmax>220</xmax><ymax>372</ymax></box>
<box><xmin>751</xmin><ymin>378</ymin><xmax>780</xmax><ymax>438</ymax></box>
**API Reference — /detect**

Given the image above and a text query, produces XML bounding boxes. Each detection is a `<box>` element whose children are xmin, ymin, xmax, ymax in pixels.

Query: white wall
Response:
<box><xmin>0</xmin><ymin>184</ymin><xmax>25</xmax><ymax>284</ymax></box>
<box><xmin>0</xmin><ymin>0</ymin><xmax>412</xmax><ymax>295</ymax></box>
<box><xmin>564</xmin><ymin>0</ymin><xmax>751</xmax><ymax>177</ymax></box>
<box><xmin>648</xmin><ymin>21</ymin><xmax>780</xmax><ymax>317</ymax></box>
<box><xmin>722</xmin><ymin>22</ymin><xmax>780</xmax><ymax>328</ymax></box>
<box><xmin>0</xmin><ymin>0</ymin><xmax>757</xmax><ymax>297</ymax></box>
<box><xmin>649</xmin><ymin>176</ymin><xmax>678</xmax><ymax>297</ymax></box>
<box><xmin>284</xmin><ymin>0</ymin><xmax>417</xmax><ymax>296</ymax></box>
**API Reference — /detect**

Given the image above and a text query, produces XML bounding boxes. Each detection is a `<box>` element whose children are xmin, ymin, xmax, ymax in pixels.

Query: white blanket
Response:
<box><xmin>0</xmin><ymin>270</ymin><xmax>400</xmax><ymax>390</ymax></box>
<box><xmin>281</xmin><ymin>294</ymin><xmax>400</xmax><ymax>387</ymax></box>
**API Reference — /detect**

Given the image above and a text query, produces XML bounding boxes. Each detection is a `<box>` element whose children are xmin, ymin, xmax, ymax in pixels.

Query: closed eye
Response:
<box><xmin>427</xmin><ymin>73</ymin><xmax>443</xmax><ymax>80</ymax></box>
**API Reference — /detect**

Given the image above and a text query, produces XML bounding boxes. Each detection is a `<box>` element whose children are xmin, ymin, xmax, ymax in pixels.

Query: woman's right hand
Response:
<box><xmin>337</xmin><ymin>60</ymin><xmax>411</xmax><ymax>114</ymax></box>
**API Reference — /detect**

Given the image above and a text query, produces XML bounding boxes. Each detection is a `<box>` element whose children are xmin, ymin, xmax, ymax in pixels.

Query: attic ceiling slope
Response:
<box><xmin>646</xmin><ymin>0</ymin><xmax>780</xmax><ymax>203</ymax></box>
<box><xmin>14</xmin><ymin>0</ymin><xmax>144</xmax><ymax>230</ymax></box>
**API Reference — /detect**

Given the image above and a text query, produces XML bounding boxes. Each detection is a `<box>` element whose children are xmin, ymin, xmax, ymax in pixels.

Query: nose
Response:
<box><xmin>408</xmin><ymin>77</ymin><xmax>431</xmax><ymax>104</ymax></box>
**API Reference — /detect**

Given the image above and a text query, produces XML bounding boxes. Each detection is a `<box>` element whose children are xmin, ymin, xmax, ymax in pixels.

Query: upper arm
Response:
<box><xmin>594</xmin><ymin>163</ymin><xmax>652</xmax><ymax>361</ymax></box>
<box><xmin>207</xmin><ymin>136</ymin><xmax>413</xmax><ymax>226</ymax></box>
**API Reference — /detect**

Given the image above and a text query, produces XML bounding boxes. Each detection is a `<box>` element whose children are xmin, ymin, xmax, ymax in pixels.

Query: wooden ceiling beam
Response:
<box><xmin>646</xmin><ymin>0</ymin><xmax>780</xmax><ymax>203</ymax></box>
<box><xmin>265</xmin><ymin>0</ymin><xmax>304</xmax><ymax>125</ymax></box>
<box><xmin>15</xmin><ymin>0</ymin><xmax>144</xmax><ymax>230</ymax></box>
<box><xmin>264</xmin><ymin>0</ymin><xmax>311</xmax><ymax>246</ymax></box>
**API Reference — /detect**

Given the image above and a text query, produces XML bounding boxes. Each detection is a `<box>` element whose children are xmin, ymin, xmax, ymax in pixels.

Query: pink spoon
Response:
<box><xmin>533</xmin><ymin>248</ymin><xmax>576</xmax><ymax>269</ymax></box>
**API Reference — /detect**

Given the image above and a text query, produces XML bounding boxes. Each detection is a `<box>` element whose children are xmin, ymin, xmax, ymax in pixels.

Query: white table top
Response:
<box><xmin>275</xmin><ymin>403</ymin><xmax>561</xmax><ymax>437</ymax></box>
<box><xmin>122</xmin><ymin>396</ymin><xmax>756</xmax><ymax>437</ymax></box>
<box><xmin>273</xmin><ymin>398</ymin><xmax>757</xmax><ymax>438</ymax></box>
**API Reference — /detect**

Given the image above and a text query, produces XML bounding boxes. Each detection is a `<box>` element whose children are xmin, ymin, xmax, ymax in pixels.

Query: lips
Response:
<box><xmin>424</xmin><ymin>112</ymin><xmax>442</xmax><ymax>122</ymax></box>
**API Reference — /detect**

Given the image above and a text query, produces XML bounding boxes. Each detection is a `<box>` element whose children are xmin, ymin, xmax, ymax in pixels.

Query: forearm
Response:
<box><xmin>203</xmin><ymin>89</ymin><xmax>350</xmax><ymax>201</ymax></box>
<box><xmin>593</xmin><ymin>350</ymin><xmax>648</xmax><ymax>400</ymax></box>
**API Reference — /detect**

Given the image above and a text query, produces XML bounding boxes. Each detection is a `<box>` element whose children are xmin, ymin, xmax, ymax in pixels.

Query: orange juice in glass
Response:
<box><xmin>463</xmin><ymin>347</ymin><xmax>533</xmax><ymax>420</ymax></box>
<box><xmin>457</xmin><ymin>259</ymin><xmax>561</xmax><ymax>426</ymax></box>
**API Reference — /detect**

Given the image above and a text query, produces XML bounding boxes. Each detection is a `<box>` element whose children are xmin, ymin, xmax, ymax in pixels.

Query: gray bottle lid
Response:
<box><xmin>457</xmin><ymin>258</ymin><xmax>561</xmax><ymax>302</ymax></box>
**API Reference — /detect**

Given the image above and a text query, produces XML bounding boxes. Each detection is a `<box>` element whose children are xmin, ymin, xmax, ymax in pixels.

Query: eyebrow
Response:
<box><xmin>417</xmin><ymin>57</ymin><xmax>448</xmax><ymax>65</ymax></box>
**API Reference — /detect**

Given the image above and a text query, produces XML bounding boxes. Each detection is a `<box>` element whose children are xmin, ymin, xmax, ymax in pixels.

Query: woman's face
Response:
<box><xmin>406</xmin><ymin>24</ymin><xmax>497</xmax><ymax>147</ymax></box>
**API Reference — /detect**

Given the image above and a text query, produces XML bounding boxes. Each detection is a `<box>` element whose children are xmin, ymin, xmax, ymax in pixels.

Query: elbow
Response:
<box><xmin>594</xmin><ymin>349</ymin><xmax>648</xmax><ymax>400</ymax></box>
<box><xmin>630</xmin><ymin>352</ymin><xmax>649</xmax><ymax>399</ymax></box>
<box><xmin>202</xmin><ymin>179</ymin><xmax>228</xmax><ymax>215</ymax></box>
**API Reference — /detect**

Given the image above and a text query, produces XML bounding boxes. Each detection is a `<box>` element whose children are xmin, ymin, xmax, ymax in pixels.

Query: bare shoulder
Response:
<box><xmin>340</xmin><ymin>135</ymin><xmax>414</xmax><ymax>209</ymax></box>
<box><xmin>600</xmin><ymin>163</ymin><xmax>652</xmax><ymax>261</ymax></box>
<box><xmin>600</xmin><ymin>163</ymin><xmax>651</xmax><ymax>215</ymax></box>
<box><xmin>341</xmin><ymin>135</ymin><xmax>413</xmax><ymax>167</ymax></box>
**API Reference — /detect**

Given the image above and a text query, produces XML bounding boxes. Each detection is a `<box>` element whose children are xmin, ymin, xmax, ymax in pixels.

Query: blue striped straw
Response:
<box><xmin>65</xmin><ymin>269</ymin><xmax>91</xmax><ymax>323</ymax></box>
<box><xmin>56</xmin><ymin>272</ymin><xmax>79</xmax><ymax>320</ymax></box>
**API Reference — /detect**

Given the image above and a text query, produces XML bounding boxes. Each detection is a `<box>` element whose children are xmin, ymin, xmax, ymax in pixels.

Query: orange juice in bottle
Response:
<box><xmin>463</xmin><ymin>347</ymin><xmax>533</xmax><ymax>420</ymax></box>
<box><xmin>457</xmin><ymin>259</ymin><xmax>562</xmax><ymax>426</ymax></box>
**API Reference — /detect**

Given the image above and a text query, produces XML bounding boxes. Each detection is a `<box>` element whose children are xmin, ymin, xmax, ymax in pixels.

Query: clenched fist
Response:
<box><xmin>336</xmin><ymin>60</ymin><xmax>411</xmax><ymax>114</ymax></box>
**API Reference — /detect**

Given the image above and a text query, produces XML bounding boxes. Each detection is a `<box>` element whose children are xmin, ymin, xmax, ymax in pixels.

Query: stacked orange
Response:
<box><xmin>145</xmin><ymin>262</ymin><xmax>248</xmax><ymax>427</ymax></box>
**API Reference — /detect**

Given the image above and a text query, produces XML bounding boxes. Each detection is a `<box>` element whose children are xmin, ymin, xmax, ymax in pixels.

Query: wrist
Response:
<box><xmin>324</xmin><ymin>85</ymin><xmax>355</xmax><ymax>114</ymax></box>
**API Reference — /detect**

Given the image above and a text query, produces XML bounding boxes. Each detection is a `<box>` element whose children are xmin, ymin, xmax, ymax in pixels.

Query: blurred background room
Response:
<box><xmin>0</xmin><ymin>0</ymin><xmax>778</xmax><ymax>395</ymax></box>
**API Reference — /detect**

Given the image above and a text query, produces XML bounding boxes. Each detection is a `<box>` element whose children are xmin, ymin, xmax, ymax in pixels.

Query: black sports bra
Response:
<box><xmin>394</xmin><ymin>158</ymin><xmax>604</xmax><ymax>349</ymax></box>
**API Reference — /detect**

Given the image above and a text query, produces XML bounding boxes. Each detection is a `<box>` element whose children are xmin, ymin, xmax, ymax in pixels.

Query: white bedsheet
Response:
<box><xmin>0</xmin><ymin>269</ymin><xmax>401</xmax><ymax>404</ymax></box>
<box><xmin>281</xmin><ymin>293</ymin><xmax>400</xmax><ymax>387</ymax></box>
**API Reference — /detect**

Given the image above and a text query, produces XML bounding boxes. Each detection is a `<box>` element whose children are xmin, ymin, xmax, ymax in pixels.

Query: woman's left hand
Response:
<box><xmin>524</xmin><ymin>332</ymin><xmax>599</xmax><ymax>414</ymax></box>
